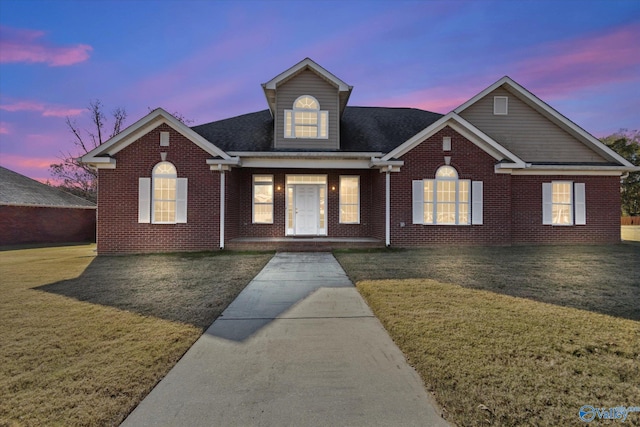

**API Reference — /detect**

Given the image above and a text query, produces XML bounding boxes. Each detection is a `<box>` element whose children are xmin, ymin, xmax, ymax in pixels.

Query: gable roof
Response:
<box><xmin>262</xmin><ymin>58</ymin><xmax>353</xmax><ymax>117</ymax></box>
<box><xmin>191</xmin><ymin>106</ymin><xmax>443</xmax><ymax>153</ymax></box>
<box><xmin>454</xmin><ymin>76</ymin><xmax>636</xmax><ymax>168</ymax></box>
<box><xmin>382</xmin><ymin>112</ymin><xmax>526</xmax><ymax>167</ymax></box>
<box><xmin>81</xmin><ymin>108</ymin><xmax>232</xmax><ymax>168</ymax></box>
<box><xmin>0</xmin><ymin>166</ymin><xmax>95</xmax><ymax>208</ymax></box>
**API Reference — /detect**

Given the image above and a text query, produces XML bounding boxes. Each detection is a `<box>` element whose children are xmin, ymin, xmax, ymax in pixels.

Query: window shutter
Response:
<box><xmin>138</xmin><ymin>177</ymin><xmax>151</xmax><ymax>223</ymax></box>
<box><xmin>574</xmin><ymin>183</ymin><xmax>586</xmax><ymax>225</ymax></box>
<box><xmin>542</xmin><ymin>183</ymin><xmax>552</xmax><ymax>225</ymax></box>
<box><xmin>471</xmin><ymin>181</ymin><xmax>483</xmax><ymax>225</ymax></box>
<box><xmin>176</xmin><ymin>178</ymin><xmax>188</xmax><ymax>223</ymax></box>
<box><xmin>412</xmin><ymin>180</ymin><xmax>424</xmax><ymax>224</ymax></box>
<box><xmin>284</xmin><ymin>110</ymin><xmax>292</xmax><ymax>137</ymax></box>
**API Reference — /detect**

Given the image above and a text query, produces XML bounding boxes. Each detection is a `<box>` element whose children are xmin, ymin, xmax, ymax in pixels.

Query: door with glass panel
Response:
<box><xmin>286</xmin><ymin>175</ymin><xmax>327</xmax><ymax>236</ymax></box>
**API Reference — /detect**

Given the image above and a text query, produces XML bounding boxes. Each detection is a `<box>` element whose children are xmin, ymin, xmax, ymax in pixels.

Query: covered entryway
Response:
<box><xmin>286</xmin><ymin>175</ymin><xmax>327</xmax><ymax>236</ymax></box>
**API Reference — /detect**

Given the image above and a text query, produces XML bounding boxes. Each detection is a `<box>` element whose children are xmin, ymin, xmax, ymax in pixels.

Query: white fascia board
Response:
<box><xmin>239</xmin><ymin>157</ymin><xmax>372</xmax><ymax>169</ymax></box>
<box><xmin>496</xmin><ymin>164</ymin><xmax>638</xmax><ymax>175</ymax></box>
<box><xmin>262</xmin><ymin>58</ymin><xmax>352</xmax><ymax>92</ymax></box>
<box><xmin>80</xmin><ymin>156</ymin><xmax>116</xmax><ymax>169</ymax></box>
<box><xmin>381</xmin><ymin>114</ymin><xmax>452</xmax><ymax>161</ymax></box>
<box><xmin>228</xmin><ymin>151</ymin><xmax>382</xmax><ymax>158</ymax></box>
<box><xmin>453</xmin><ymin>76</ymin><xmax>511</xmax><ymax>114</ymax></box>
<box><xmin>370</xmin><ymin>158</ymin><xmax>404</xmax><ymax>172</ymax></box>
<box><xmin>80</xmin><ymin>108</ymin><xmax>231</xmax><ymax>162</ymax></box>
<box><xmin>382</xmin><ymin>112</ymin><xmax>526</xmax><ymax>167</ymax></box>
<box><xmin>455</xmin><ymin>76</ymin><xmax>635</xmax><ymax>168</ymax></box>
<box><xmin>207</xmin><ymin>157</ymin><xmax>241</xmax><ymax>171</ymax></box>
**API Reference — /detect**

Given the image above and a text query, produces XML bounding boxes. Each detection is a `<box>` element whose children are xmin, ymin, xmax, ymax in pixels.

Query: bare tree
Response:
<box><xmin>49</xmin><ymin>100</ymin><xmax>127</xmax><ymax>202</ymax></box>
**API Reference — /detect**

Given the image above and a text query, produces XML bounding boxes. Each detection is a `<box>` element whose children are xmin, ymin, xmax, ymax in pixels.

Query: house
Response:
<box><xmin>0</xmin><ymin>166</ymin><xmax>96</xmax><ymax>246</ymax></box>
<box><xmin>81</xmin><ymin>58</ymin><xmax>638</xmax><ymax>254</ymax></box>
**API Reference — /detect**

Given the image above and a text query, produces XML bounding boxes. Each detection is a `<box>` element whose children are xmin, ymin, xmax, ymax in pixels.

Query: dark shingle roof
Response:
<box><xmin>0</xmin><ymin>166</ymin><xmax>96</xmax><ymax>208</ymax></box>
<box><xmin>191</xmin><ymin>107</ymin><xmax>443</xmax><ymax>153</ymax></box>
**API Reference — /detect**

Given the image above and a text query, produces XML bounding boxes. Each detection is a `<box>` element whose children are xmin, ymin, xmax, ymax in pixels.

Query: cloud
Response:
<box><xmin>0</xmin><ymin>99</ymin><xmax>84</xmax><ymax>117</ymax></box>
<box><xmin>513</xmin><ymin>22</ymin><xmax>640</xmax><ymax>99</ymax></box>
<box><xmin>0</xmin><ymin>25</ymin><xmax>92</xmax><ymax>66</ymax></box>
<box><xmin>0</xmin><ymin>122</ymin><xmax>10</xmax><ymax>135</ymax></box>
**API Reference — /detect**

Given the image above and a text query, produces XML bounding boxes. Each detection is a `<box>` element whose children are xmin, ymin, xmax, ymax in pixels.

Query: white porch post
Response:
<box><xmin>385</xmin><ymin>171</ymin><xmax>390</xmax><ymax>247</ymax></box>
<box><xmin>220</xmin><ymin>170</ymin><xmax>225</xmax><ymax>249</ymax></box>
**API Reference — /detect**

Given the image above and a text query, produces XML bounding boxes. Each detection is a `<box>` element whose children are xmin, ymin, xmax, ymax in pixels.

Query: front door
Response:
<box><xmin>294</xmin><ymin>185</ymin><xmax>319</xmax><ymax>235</ymax></box>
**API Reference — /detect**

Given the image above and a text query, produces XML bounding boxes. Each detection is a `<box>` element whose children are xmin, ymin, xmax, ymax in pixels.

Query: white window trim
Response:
<box><xmin>284</xmin><ymin>95</ymin><xmax>328</xmax><ymax>139</ymax></box>
<box><xmin>494</xmin><ymin>96</ymin><xmax>508</xmax><ymax>115</ymax></box>
<box><xmin>339</xmin><ymin>175</ymin><xmax>360</xmax><ymax>224</ymax></box>
<box><xmin>412</xmin><ymin>167</ymin><xmax>482</xmax><ymax>226</ymax></box>
<box><xmin>542</xmin><ymin>181</ymin><xmax>586</xmax><ymax>226</ymax></box>
<box><xmin>253</xmin><ymin>175</ymin><xmax>274</xmax><ymax>224</ymax></box>
<box><xmin>138</xmin><ymin>162</ymin><xmax>187</xmax><ymax>224</ymax></box>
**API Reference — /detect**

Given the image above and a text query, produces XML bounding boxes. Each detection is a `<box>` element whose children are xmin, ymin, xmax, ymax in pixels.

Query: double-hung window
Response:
<box><xmin>543</xmin><ymin>181</ymin><xmax>586</xmax><ymax>225</ymax></box>
<box><xmin>339</xmin><ymin>176</ymin><xmax>360</xmax><ymax>223</ymax></box>
<box><xmin>138</xmin><ymin>161</ymin><xmax>187</xmax><ymax>224</ymax></box>
<box><xmin>253</xmin><ymin>175</ymin><xmax>274</xmax><ymax>224</ymax></box>
<box><xmin>413</xmin><ymin>166</ymin><xmax>483</xmax><ymax>225</ymax></box>
<box><xmin>284</xmin><ymin>95</ymin><xmax>328</xmax><ymax>139</ymax></box>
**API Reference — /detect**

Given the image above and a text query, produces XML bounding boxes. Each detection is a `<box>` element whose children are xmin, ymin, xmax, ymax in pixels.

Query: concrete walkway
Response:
<box><xmin>121</xmin><ymin>252</ymin><xmax>449</xmax><ymax>427</ymax></box>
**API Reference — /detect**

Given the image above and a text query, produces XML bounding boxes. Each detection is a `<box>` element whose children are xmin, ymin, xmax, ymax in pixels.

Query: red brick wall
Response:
<box><xmin>0</xmin><ymin>205</ymin><xmax>96</xmax><ymax>245</ymax></box>
<box><xmin>371</xmin><ymin>171</ymin><xmax>387</xmax><ymax>241</ymax></box>
<box><xmin>511</xmin><ymin>175</ymin><xmax>621</xmax><ymax>244</ymax></box>
<box><xmin>390</xmin><ymin>126</ymin><xmax>512</xmax><ymax>246</ymax></box>
<box><xmin>96</xmin><ymin>124</ymin><xmax>221</xmax><ymax>254</ymax></box>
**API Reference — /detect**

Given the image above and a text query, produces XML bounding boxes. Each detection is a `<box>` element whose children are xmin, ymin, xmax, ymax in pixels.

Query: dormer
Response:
<box><xmin>262</xmin><ymin>58</ymin><xmax>353</xmax><ymax>150</ymax></box>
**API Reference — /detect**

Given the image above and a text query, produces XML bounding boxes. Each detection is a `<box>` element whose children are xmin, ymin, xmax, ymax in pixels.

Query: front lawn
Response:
<box><xmin>335</xmin><ymin>245</ymin><xmax>640</xmax><ymax>426</ymax></box>
<box><xmin>0</xmin><ymin>245</ymin><xmax>272</xmax><ymax>426</ymax></box>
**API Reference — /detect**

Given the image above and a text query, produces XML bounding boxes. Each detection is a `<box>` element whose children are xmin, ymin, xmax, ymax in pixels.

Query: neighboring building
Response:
<box><xmin>81</xmin><ymin>58</ymin><xmax>638</xmax><ymax>254</ymax></box>
<box><xmin>0</xmin><ymin>166</ymin><xmax>96</xmax><ymax>246</ymax></box>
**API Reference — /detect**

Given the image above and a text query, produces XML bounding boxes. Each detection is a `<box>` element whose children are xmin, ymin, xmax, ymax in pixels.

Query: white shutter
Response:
<box><xmin>176</xmin><ymin>178</ymin><xmax>188</xmax><ymax>223</ymax></box>
<box><xmin>284</xmin><ymin>110</ymin><xmax>292</xmax><ymax>137</ymax></box>
<box><xmin>574</xmin><ymin>183</ymin><xmax>586</xmax><ymax>225</ymax></box>
<box><xmin>412</xmin><ymin>180</ymin><xmax>424</xmax><ymax>225</ymax></box>
<box><xmin>471</xmin><ymin>181</ymin><xmax>483</xmax><ymax>225</ymax></box>
<box><xmin>138</xmin><ymin>178</ymin><xmax>151</xmax><ymax>223</ymax></box>
<box><xmin>542</xmin><ymin>183</ymin><xmax>552</xmax><ymax>225</ymax></box>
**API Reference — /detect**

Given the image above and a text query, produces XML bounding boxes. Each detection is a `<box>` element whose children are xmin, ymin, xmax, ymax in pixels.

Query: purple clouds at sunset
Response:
<box><xmin>0</xmin><ymin>26</ymin><xmax>92</xmax><ymax>67</ymax></box>
<box><xmin>0</xmin><ymin>0</ymin><xmax>638</xmax><ymax>183</ymax></box>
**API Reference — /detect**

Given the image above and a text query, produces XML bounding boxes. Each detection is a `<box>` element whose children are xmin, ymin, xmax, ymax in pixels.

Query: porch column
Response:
<box><xmin>220</xmin><ymin>170</ymin><xmax>225</xmax><ymax>249</ymax></box>
<box><xmin>385</xmin><ymin>171</ymin><xmax>390</xmax><ymax>247</ymax></box>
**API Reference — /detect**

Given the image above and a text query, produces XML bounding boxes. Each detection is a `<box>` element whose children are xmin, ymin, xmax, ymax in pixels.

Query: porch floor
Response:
<box><xmin>225</xmin><ymin>237</ymin><xmax>385</xmax><ymax>252</ymax></box>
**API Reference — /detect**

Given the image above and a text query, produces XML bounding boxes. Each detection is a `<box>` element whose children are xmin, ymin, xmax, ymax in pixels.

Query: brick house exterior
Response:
<box><xmin>0</xmin><ymin>166</ymin><xmax>96</xmax><ymax>246</ymax></box>
<box><xmin>82</xmin><ymin>58</ymin><xmax>637</xmax><ymax>254</ymax></box>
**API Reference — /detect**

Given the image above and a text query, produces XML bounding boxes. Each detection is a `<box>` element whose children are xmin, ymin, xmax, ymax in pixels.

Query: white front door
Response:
<box><xmin>295</xmin><ymin>185</ymin><xmax>319</xmax><ymax>235</ymax></box>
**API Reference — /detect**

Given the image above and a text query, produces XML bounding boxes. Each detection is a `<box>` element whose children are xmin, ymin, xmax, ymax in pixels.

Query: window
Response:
<box><xmin>340</xmin><ymin>176</ymin><xmax>360</xmax><ymax>223</ymax></box>
<box><xmin>543</xmin><ymin>182</ymin><xmax>586</xmax><ymax>225</ymax></box>
<box><xmin>253</xmin><ymin>175</ymin><xmax>274</xmax><ymax>223</ymax></box>
<box><xmin>494</xmin><ymin>96</ymin><xmax>508</xmax><ymax>115</ymax></box>
<box><xmin>138</xmin><ymin>161</ymin><xmax>187</xmax><ymax>224</ymax></box>
<box><xmin>413</xmin><ymin>166</ymin><xmax>483</xmax><ymax>225</ymax></box>
<box><xmin>284</xmin><ymin>95</ymin><xmax>328</xmax><ymax>139</ymax></box>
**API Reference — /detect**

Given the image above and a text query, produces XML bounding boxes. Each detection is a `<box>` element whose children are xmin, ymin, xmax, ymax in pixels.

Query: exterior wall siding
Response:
<box><xmin>511</xmin><ymin>175</ymin><xmax>621</xmax><ymax>244</ymax></box>
<box><xmin>0</xmin><ymin>205</ymin><xmax>96</xmax><ymax>245</ymax></box>
<box><xmin>459</xmin><ymin>87</ymin><xmax>607</xmax><ymax>163</ymax></box>
<box><xmin>390</xmin><ymin>126</ymin><xmax>513</xmax><ymax>246</ymax></box>
<box><xmin>96</xmin><ymin>123</ymin><xmax>221</xmax><ymax>254</ymax></box>
<box><xmin>274</xmin><ymin>69</ymin><xmax>339</xmax><ymax>150</ymax></box>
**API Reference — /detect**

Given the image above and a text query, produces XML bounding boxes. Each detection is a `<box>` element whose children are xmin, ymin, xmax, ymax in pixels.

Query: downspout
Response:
<box><xmin>220</xmin><ymin>167</ymin><xmax>225</xmax><ymax>250</ymax></box>
<box><xmin>385</xmin><ymin>168</ymin><xmax>391</xmax><ymax>247</ymax></box>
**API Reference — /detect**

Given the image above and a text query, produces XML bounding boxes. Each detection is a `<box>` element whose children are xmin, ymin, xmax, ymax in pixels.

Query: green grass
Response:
<box><xmin>335</xmin><ymin>245</ymin><xmax>640</xmax><ymax>426</ymax></box>
<box><xmin>0</xmin><ymin>245</ymin><xmax>272</xmax><ymax>426</ymax></box>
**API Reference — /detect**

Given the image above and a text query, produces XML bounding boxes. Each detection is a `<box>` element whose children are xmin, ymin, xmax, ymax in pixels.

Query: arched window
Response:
<box><xmin>153</xmin><ymin>161</ymin><xmax>177</xmax><ymax>223</ymax></box>
<box><xmin>284</xmin><ymin>95</ymin><xmax>328</xmax><ymax>139</ymax></box>
<box><xmin>423</xmin><ymin>166</ymin><xmax>470</xmax><ymax>225</ymax></box>
<box><xmin>138</xmin><ymin>161</ymin><xmax>187</xmax><ymax>224</ymax></box>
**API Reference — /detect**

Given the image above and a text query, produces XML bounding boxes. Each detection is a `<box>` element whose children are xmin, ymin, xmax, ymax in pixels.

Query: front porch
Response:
<box><xmin>224</xmin><ymin>237</ymin><xmax>384</xmax><ymax>252</ymax></box>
